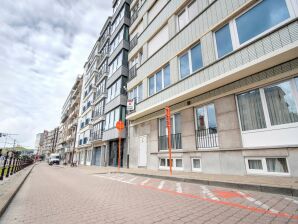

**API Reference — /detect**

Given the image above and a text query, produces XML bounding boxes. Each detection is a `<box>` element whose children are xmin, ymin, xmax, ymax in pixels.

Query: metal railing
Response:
<box><xmin>128</xmin><ymin>64</ymin><xmax>137</xmax><ymax>81</ymax></box>
<box><xmin>158</xmin><ymin>133</ymin><xmax>182</xmax><ymax>151</ymax></box>
<box><xmin>0</xmin><ymin>151</ymin><xmax>34</xmax><ymax>181</ymax></box>
<box><xmin>195</xmin><ymin>128</ymin><xmax>219</xmax><ymax>148</ymax></box>
<box><xmin>91</xmin><ymin>131</ymin><xmax>103</xmax><ymax>141</ymax></box>
<box><xmin>130</xmin><ymin>34</ymin><xmax>138</xmax><ymax>51</ymax></box>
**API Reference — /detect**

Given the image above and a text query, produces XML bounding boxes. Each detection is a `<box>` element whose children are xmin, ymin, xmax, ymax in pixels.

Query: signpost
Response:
<box><xmin>127</xmin><ymin>99</ymin><xmax>135</xmax><ymax>111</ymax></box>
<box><xmin>165</xmin><ymin>107</ymin><xmax>172</xmax><ymax>175</ymax></box>
<box><xmin>116</xmin><ymin>120</ymin><xmax>125</xmax><ymax>171</ymax></box>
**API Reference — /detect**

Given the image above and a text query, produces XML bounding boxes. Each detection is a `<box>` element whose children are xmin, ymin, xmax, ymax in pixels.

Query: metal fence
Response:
<box><xmin>195</xmin><ymin>128</ymin><xmax>219</xmax><ymax>149</ymax></box>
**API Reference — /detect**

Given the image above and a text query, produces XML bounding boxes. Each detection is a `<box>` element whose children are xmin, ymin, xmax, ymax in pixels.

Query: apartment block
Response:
<box><xmin>40</xmin><ymin>128</ymin><xmax>59</xmax><ymax>157</ymax></box>
<box><xmin>126</xmin><ymin>0</ymin><xmax>298</xmax><ymax>177</ymax></box>
<box><xmin>56</xmin><ymin>76</ymin><xmax>82</xmax><ymax>163</ymax></box>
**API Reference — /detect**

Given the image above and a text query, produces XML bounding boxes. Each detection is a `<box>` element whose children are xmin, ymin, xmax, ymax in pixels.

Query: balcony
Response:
<box><xmin>128</xmin><ymin>64</ymin><xmax>137</xmax><ymax>81</ymax></box>
<box><xmin>91</xmin><ymin>131</ymin><xmax>103</xmax><ymax>142</ymax></box>
<box><xmin>95</xmin><ymin>69</ymin><xmax>109</xmax><ymax>85</ymax></box>
<box><xmin>158</xmin><ymin>133</ymin><xmax>182</xmax><ymax>151</ymax></box>
<box><xmin>196</xmin><ymin>128</ymin><xmax>219</xmax><ymax>149</ymax></box>
<box><xmin>130</xmin><ymin>34</ymin><xmax>138</xmax><ymax>51</ymax></box>
<box><xmin>130</xmin><ymin>11</ymin><xmax>138</xmax><ymax>25</ymax></box>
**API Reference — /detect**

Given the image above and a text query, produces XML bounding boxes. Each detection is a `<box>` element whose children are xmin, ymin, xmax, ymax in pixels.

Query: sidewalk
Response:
<box><xmin>75</xmin><ymin>165</ymin><xmax>298</xmax><ymax>196</ymax></box>
<box><xmin>0</xmin><ymin>164</ymin><xmax>35</xmax><ymax>217</ymax></box>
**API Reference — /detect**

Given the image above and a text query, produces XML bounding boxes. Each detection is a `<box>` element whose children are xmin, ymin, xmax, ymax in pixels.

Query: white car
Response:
<box><xmin>48</xmin><ymin>153</ymin><xmax>60</xmax><ymax>165</ymax></box>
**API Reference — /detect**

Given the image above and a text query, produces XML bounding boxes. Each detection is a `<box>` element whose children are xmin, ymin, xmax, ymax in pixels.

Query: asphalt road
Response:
<box><xmin>0</xmin><ymin>163</ymin><xmax>297</xmax><ymax>224</ymax></box>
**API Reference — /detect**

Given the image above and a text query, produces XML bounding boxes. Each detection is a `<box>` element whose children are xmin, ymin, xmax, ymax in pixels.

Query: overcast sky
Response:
<box><xmin>0</xmin><ymin>0</ymin><xmax>112</xmax><ymax>149</ymax></box>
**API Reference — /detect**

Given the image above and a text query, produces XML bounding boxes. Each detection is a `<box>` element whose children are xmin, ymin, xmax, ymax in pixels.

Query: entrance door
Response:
<box><xmin>94</xmin><ymin>147</ymin><xmax>102</xmax><ymax>166</ymax></box>
<box><xmin>138</xmin><ymin>135</ymin><xmax>147</xmax><ymax>167</ymax></box>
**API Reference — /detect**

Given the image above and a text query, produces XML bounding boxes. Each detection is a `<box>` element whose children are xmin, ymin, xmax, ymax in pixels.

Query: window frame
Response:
<box><xmin>159</xmin><ymin>158</ymin><xmax>183</xmax><ymax>171</ymax></box>
<box><xmin>236</xmin><ymin>77</ymin><xmax>298</xmax><ymax>134</ymax></box>
<box><xmin>245</xmin><ymin>157</ymin><xmax>290</xmax><ymax>176</ymax></box>
<box><xmin>191</xmin><ymin>158</ymin><xmax>202</xmax><ymax>172</ymax></box>
<box><xmin>178</xmin><ymin>42</ymin><xmax>203</xmax><ymax>79</ymax></box>
<box><xmin>213</xmin><ymin>0</ymin><xmax>297</xmax><ymax>59</ymax></box>
<box><xmin>148</xmin><ymin>64</ymin><xmax>170</xmax><ymax>96</ymax></box>
<box><xmin>177</xmin><ymin>0</ymin><xmax>198</xmax><ymax>31</ymax></box>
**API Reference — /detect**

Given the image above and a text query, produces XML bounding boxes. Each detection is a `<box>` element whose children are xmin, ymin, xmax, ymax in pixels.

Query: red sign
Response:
<box><xmin>116</xmin><ymin>120</ymin><xmax>125</xmax><ymax>131</ymax></box>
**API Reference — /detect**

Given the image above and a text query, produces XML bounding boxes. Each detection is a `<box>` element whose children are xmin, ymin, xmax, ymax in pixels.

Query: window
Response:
<box><xmin>111</xmin><ymin>6</ymin><xmax>125</xmax><ymax>34</ymax></box>
<box><xmin>148</xmin><ymin>25</ymin><xmax>169</xmax><ymax>56</ymax></box>
<box><xmin>159</xmin><ymin>158</ymin><xmax>183</xmax><ymax>170</ymax></box>
<box><xmin>159</xmin><ymin>113</ymin><xmax>182</xmax><ymax>150</ymax></box>
<box><xmin>192</xmin><ymin>158</ymin><xmax>201</xmax><ymax>172</ymax></box>
<box><xmin>148</xmin><ymin>64</ymin><xmax>171</xmax><ymax>96</ymax></box>
<box><xmin>237</xmin><ymin>78</ymin><xmax>298</xmax><ymax>131</ymax></box>
<box><xmin>109</xmin><ymin>50</ymin><xmax>128</xmax><ymax>77</ymax></box>
<box><xmin>110</xmin><ymin>26</ymin><xmax>129</xmax><ymax>54</ymax></box>
<box><xmin>215</xmin><ymin>24</ymin><xmax>233</xmax><ymax>58</ymax></box>
<box><xmin>214</xmin><ymin>0</ymin><xmax>293</xmax><ymax>58</ymax></box>
<box><xmin>179</xmin><ymin>43</ymin><xmax>203</xmax><ymax>79</ymax></box>
<box><xmin>245</xmin><ymin>157</ymin><xmax>289</xmax><ymax>175</ymax></box>
<box><xmin>107</xmin><ymin>78</ymin><xmax>122</xmax><ymax>102</ymax></box>
<box><xmin>105</xmin><ymin>106</ymin><xmax>125</xmax><ymax>130</ymax></box>
<box><xmin>195</xmin><ymin>104</ymin><xmax>218</xmax><ymax>148</ymax></box>
<box><xmin>128</xmin><ymin>83</ymin><xmax>143</xmax><ymax>103</ymax></box>
<box><xmin>177</xmin><ymin>1</ymin><xmax>198</xmax><ymax>30</ymax></box>
<box><xmin>237</xmin><ymin>90</ymin><xmax>266</xmax><ymax>131</ymax></box>
<box><xmin>235</xmin><ymin>0</ymin><xmax>290</xmax><ymax>44</ymax></box>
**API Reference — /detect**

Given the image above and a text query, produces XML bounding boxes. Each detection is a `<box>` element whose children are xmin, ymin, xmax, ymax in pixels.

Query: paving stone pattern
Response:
<box><xmin>0</xmin><ymin>163</ymin><xmax>297</xmax><ymax>224</ymax></box>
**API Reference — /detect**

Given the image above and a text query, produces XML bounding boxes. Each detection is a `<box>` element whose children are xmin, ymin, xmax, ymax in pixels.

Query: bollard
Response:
<box><xmin>15</xmin><ymin>158</ymin><xmax>20</xmax><ymax>173</ymax></box>
<box><xmin>0</xmin><ymin>152</ymin><xmax>9</xmax><ymax>180</ymax></box>
<box><xmin>10</xmin><ymin>153</ymin><xmax>16</xmax><ymax>175</ymax></box>
<box><xmin>6</xmin><ymin>152</ymin><xmax>13</xmax><ymax>178</ymax></box>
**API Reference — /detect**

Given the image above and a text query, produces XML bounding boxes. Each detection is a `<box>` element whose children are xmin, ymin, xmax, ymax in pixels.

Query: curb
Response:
<box><xmin>0</xmin><ymin>164</ymin><xmax>36</xmax><ymax>218</ymax></box>
<box><xmin>112</xmin><ymin>172</ymin><xmax>297</xmax><ymax>197</ymax></box>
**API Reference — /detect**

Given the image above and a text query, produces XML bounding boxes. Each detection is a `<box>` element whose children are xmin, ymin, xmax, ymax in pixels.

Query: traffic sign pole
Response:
<box><xmin>165</xmin><ymin>107</ymin><xmax>172</xmax><ymax>176</ymax></box>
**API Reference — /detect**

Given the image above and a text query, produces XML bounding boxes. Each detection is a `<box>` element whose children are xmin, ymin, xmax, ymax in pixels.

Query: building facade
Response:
<box><xmin>56</xmin><ymin>76</ymin><xmax>82</xmax><ymax>163</ymax></box>
<box><xmin>126</xmin><ymin>0</ymin><xmax>298</xmax><ymax>177</ymax></box>
<box><xmin>40</xmin><ymin>128</ymin><xmax>59</xmax><ymax>157</ymax></box>
<box><xmin>35</xmin><ymin>132</ymin><xmax>44</xmax><ymax>154</ymax></box>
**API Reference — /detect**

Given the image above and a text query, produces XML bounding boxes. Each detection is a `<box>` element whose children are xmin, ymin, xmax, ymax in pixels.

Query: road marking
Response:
<box><xmin>285</xmin><ymin>197</ymin><xmax>298</xmax><ymax>204</ymax></box>
<box><xmin>141</xmin><ymin>178</ymin><xmax>150</xmax><ymax>186</ymax></box>
<box><xmin>237</xmin><ymin>191</ymin><xmax>279</xmax><ymax>213</ymax></box>
<box><xmin>158</xmin><ymin>181</ymin><xmax>165</xmax><ymax>189</ymax></box>
<box><xmin>127</xmin><ymin>177</ymin><xmax>137</xmax><ymax>183</ymax></box>
<box><xmin>176</xmin><ymin>183</ymin><xmax>182</xmax><ymax>193</ymax></box>
<box><xmin>200</xmin><ymin>186</ymin><xmax>219</xmax><ymax>201</ymax></box>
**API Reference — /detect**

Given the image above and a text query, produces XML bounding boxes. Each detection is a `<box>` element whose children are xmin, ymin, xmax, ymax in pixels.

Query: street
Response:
<box><xmin>0</xmin><ymin>163</ymin><xmax>297</xmax><ymax>224</ymax></box>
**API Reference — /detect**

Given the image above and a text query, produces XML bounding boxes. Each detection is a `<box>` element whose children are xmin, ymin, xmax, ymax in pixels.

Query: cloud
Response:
<box><xmin>0</xmin><ymin>0</ymin><xmax>112</xmax><ymax>148</ymax></box>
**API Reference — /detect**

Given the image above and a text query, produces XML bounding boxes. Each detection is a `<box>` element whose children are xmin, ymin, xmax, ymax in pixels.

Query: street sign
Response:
<box><xmin>116</xmin><ymin>120</ymin><xmax>125</xmax><ymax>131</ymax></box>
<box><xmin>127</xmin><ymin>99</ymin><xmax>135</xmax><ymax>111</ymax></box>
<box><xmin>165</xmin><ymin>106</ymin><xmax>172</xmax><ymax>175</ymax></box>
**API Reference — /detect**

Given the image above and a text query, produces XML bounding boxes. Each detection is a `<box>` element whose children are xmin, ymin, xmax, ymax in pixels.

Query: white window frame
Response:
<box><xmin>128</xmin><ymin>83</ymin><xmax>143</xmax><ymax>103</ymax></box>
<box><xmin>213</xmin><ymin>0</ymin><xmax>297</xmax><ymax>59</ymax></box>
<box><xmin>178</xmin><ymin>42</ymin><xmax>202</xmax><ymax>79</ymax></box>
<box><xmin>236</xmin><ymin>77</ymin><xmax>298</xmax><ymax>135</ymax></box>
<box><xmin>177</xmin><ymin>0</ymin><xmax>198</xmax><ymax>31</ymax></box>
<box><xmin>191</xmin><ymin>158</ymin><xmax>202</xmax><ymax>172</ymax></box>
<box><xmin>148</xmin><ymin>64</ymin><xmax>170</xmax><ymax>96</ymax></box>
<box><xmin>245</xmin><ymin>157</ymin><xmax>290</xmax><ymax>176</ymax></box>
<box><xmin>159</xmin><ymin>158</ymin><xmax>183</xmax><ymax>171</ymax></box>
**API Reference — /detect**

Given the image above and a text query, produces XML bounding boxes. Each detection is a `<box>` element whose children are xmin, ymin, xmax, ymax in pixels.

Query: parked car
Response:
<box><xmin>48</xmin><ymin>153</ymin><xmax>60</xmax><ymax>165</ymax></box>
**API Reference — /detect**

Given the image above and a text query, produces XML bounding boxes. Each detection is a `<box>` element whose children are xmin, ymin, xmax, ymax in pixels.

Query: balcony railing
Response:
<box><xmin>91</xmin><ymin>131</ymin><xmax>103</xmax><ymax>141</ymax></box>
<box><xmin>196</xmin><ymin>128</ymin><xmax>219</xmax><ymax>148</ymax></box>
<box><xmin>130</xmin><ymin>34</ymin><xmax>138</xmax><ymax>51</ymax></box>
<box><xmin>128</xmin><ymin>64</ymin><xmax>137</xmax><ymax>81</ymax></box>
<box><xmin>130</xmin><ymin>10</ymin><xmax>138</xmax><ymax>25</ymax></box>
<box><xmin>158</xmin><ymin>133</ymin><xmax>182</xmax><ymax>151</ymax></box>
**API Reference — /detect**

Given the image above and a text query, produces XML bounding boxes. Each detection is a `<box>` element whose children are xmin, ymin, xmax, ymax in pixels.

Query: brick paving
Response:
<box><xmin>0</xmin><ymin>163</ymin><xmax>297</xmax><ymax>224</ymax></box>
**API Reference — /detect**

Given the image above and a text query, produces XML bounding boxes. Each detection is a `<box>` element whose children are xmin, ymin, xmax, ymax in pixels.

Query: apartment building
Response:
<box><xmin>56</xmin><ymin>76</ymin><xmax>82</xmax><ymax>163</ymax></box>
<box><xmin>101</xmin><ymin>0</ymin><xmax>131</xmax><ymax>168</ymax></box>
<box><xmin>126</xmin><ymin>0</ymin><xmax>298</xmax><ymax>177</ymax></box>
<box><xmin>41</xmin><ymin>128</ymin><xmax>58</xmax><ymax>157</ymax></box>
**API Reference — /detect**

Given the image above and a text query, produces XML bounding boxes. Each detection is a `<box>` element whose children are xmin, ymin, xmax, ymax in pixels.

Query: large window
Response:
<box><xmin>245</xmin><ymin>157</ymin><xmax>289</xmax><ymax>175</ymax></box>
<box><xmin>110</xmin><ymin>26</ymin><xmax>129</xmax><ymax>54</ymax></box>
<box><xmin>148</xmin><ymin>64</ymin><xmax>170</xmax><ymax>96</ymax></box>
<box><xmin>177</xmin><ymin>1</ymin><xmax>198</xmax><ymax>30</ymax></box>
<box><xmin>111</xmin><ymin>6</ymin><xmax>125</xmax><ymax>34</ymax></box>
<box><xmin>179</xmin><ymin>43</ymin><xmax>203</xmax><ymax>79</ymax></box>
<box><xmin>105</xmin><ymin>106</ymin><xmax>126</xmax><ymax>130</ymax></box>
<box><xmin>107</xmin><ymin>78</ymin><xmax>122</xmax><ymax>103</ymax></box>
<box><xmin>148</xmin><ymin>25</ymin><xmax>169</xmax><ymax>57</ymax></box>
<box><xmin>109</xmin><ymin>50</ymin><xmax>128</xmax><ymax>77</ymax></box>
<box><xmin>128</xmin><ymin>83</ymin><xmax>143</xmax><ymax>103</ymax></box>
<box><xmin>158</xmin><ymin>113</ymin><xmax>182</xmax><ymax>150</ymax></box>
<box><xmin>195</xmin><ymin>104</ymin><xmax>218</xmax><ymax>148</ymax></box>
<box><xmin>237</xmin><ymin>78</ymin><xmax>298</xmax><ymax>131</ymax></box>
<box><xmin>93</xmin><ymin>100</ymin><xmax>104</xmax><ymax>118</ymax></box>
<box><xmin>214</xmin><ymin>0</ymin><xmax>293</xmax><ymax>58</ymax></box>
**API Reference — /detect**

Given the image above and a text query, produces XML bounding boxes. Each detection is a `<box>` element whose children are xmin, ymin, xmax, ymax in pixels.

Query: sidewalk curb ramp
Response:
<box><xmin>111</xmin><ymin>171</ymin><xmax>298</xmax><ymax>197</ymax></box>
<box><xmin>0</xmin><ymin>164</ymin><xmax>36</xmax><ymax>218</ymax></box>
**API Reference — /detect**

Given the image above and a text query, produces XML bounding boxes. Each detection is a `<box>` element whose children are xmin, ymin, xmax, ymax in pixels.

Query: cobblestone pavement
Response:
<box><xmin>0</xmin><ymin>163</ymin><xmax>297</xmax><ymax>224</ymax></box>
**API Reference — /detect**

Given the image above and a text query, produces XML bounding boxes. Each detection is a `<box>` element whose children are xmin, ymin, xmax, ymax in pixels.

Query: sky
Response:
<box><xmin>0</xmin><ymin>0</ymin><xmax>112</xmax><ymax>149</ymax></box>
